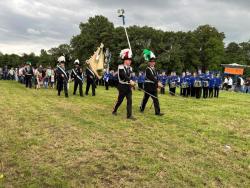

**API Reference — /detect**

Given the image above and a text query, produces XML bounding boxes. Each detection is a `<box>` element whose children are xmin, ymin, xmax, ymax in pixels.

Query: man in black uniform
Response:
<box><xmin>71</xmin><ymin>59</ymin><xmax>83</xmax><ymax>97</ymax></box>
<box><xmin>140</xmin><ymin>49</ymin><xmax>163</xmax><ymax>116</ymax></box>
<box><xmin>85</xmin><ymin>66</ymin><xmax>96</xmax><ymax>96</ymax></box>
<box><xmin>56</xmin><ymin>56</ymin><xmax>69</xmax><ymax>98</ymax></box>
<box><xmin>23</xmin><ymin>61</ymin><xmax>34</xmax><ymax>88</ymax></box>
<box><xmin>112</xmin><ymin>49</ymin><xmax>136</xmax><ymax>120</ymax></box>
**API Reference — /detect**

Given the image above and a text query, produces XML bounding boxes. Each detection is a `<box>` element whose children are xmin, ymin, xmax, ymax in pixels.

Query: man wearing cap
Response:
<box><xmin>71</xmin><ymin>59</ymin><xmax>83</xmax><ymax>97</ymax></box>
<box><xmin>23</xmin><ymin>61</ymin><xmax>34</xmax><ymax>88</ymax></box>
<box><xmin>56</xmin><ymin>56</ymin><xmax>69</xmax><ymax>98</ymax></box>
<box><xmin>140</xmin><ymin>49</ymin><xmax>163</xmax><ymax>116</ymax></box>
<box><xmin>112</xmin><ymin>49</ymin><xmax>136</xmax><ymax>120</ymax></box>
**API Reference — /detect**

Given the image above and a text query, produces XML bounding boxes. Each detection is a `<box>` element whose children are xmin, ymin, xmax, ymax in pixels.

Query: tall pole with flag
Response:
<box><xmin>118</xmin><ymin>9</ymin><xmax>132</xmax><ymax>53</ymax></box>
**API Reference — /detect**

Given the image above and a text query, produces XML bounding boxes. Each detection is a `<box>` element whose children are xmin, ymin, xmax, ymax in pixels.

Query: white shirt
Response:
<box><xmin>228</xmin><ymin>78</ymin><xmax>233</xmax><ymax>86</ymax></box>
<box><xmin>224</xmin><ymin>78</ymin><xmax>228</xmax><ymax>84</ymax></box>
<box><xmin>240</xmin><ymin>77</ymin><xmax>244</xmax><ymax>86</ymax></box>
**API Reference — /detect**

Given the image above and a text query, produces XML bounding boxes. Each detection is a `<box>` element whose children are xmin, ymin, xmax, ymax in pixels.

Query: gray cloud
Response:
<box><xmin>0</xmin><ymin>0</ymin><xmax>249</xmax><ymax>54</ymax></box>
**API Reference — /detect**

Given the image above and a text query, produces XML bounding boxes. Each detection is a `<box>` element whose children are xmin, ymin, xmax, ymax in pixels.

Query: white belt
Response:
<box><xmin>145</xmin><ymin>80</ymin><xmax>154</xmax><ymax>83</ymax></box>
<box><xmin>119</xmin><ymin>81</ymin><xmax>129</xmax><ymax>85</ymax></box>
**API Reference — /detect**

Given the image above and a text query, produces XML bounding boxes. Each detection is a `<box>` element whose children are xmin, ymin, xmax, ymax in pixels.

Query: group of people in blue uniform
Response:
<box><xmin>103</xmin><ymin>68</ymin><xmax>222</xmax><ymax>99</ymax></box>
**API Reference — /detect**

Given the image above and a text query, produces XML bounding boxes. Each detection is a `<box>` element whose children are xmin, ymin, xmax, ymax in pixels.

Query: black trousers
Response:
<box><xmin>140</xmin><ymin>89</ymin><xmax>160</xmax><ymax>115</ymax></box>
<box><xmin>160</xmin><ymin>87</ymin><xmax>165</xmax><ymax>94</ymax></box>
<box><xmin>73</xmin><ymin>79</ymin><xmax>83</xmax><ymax>96</ymax></box>
<box><xmin>113</xmin><ymin>84</ymin><xmax>132</xmax><ymax>118</ymax></box>
<box><xmin>214</xmin><ymin>87</ymin><xmax>219</xmax><ymax>98</ymax></box>
<box><xmin>191</xmin><ymin>86</ymin><xmax>195</xmax><ymax>97</ymax></box>
<box><xmin>187</xmin><ymin>87</ymin><xmax>191</xmax><ymax>96</ymax></box>
<box><xmin>58</xmin><ymin>80</ymin><xmax>68</xmax><ymax>97</ymax></box>
<box><xmin>169</xmin><ymin>87</ymin><xmax>176</xmax><ymax>95</ymax></box>
<box><xmin>203</xmin><ymin>87</ymin><xmax>209</xmax><ymax>98</ymax></box>
<box><xmin>195</xmin><ymin>87</ymin><xmax>202</xmax><ymax>99</ymax></box>
<box><xmin>105</xmin><ymin>81</ymin><xmax>109</xmax><ymax>90</ymax></box>
<box><xmin>182</xmin><ymin>88</ymin><xmax>187</xmax><ymax>97</ymax></box>
<box><xmin>138</xmin><ymin>83</ymin><xmax>143</xmax><ymax>90</ymax></box>
<box><xmin>86</xmin><ymin>79</ymin><xmax>95</xmax><ymax>96</ymax></box>
<box><xmin>209</xmin><ymin>88</ymin><xmax>214</xmax><ymax>98</ymax></box>
<box><xmin>180</xmin><ymin>88</ymin><xmax>183</xmax><ymax>95</ymax></box>
<box><xmin>25</xmin><ymin>75</ymin><xmax>32</xmax><ymax>88</ymax></box>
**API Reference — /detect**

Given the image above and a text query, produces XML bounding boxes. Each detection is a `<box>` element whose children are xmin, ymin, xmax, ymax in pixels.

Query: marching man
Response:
<box><xmin>56</xmin><ymin>56</ymin><xmax>69</xmax><ymax>98</ymax></box>
<box><xmin>140</xmin><ymin>49</ymin><xmax>164</xmax><ymax>116</ymax></box>
<box><xmin>112</xmin><ymin>49</ymin><xmax>136</xmax><ymax>120</ymax></box>
<box><xmin>71</xmin><ymin>59</ymin><xmax>84</xmax><ymax>97</ymax></box>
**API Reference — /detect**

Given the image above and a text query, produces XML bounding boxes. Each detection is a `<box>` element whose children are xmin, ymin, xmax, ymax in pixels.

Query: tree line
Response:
<box><xmin>1</xmin><ymin>15</ymin><xmax>250</xmax><ymax>76</ymax></box>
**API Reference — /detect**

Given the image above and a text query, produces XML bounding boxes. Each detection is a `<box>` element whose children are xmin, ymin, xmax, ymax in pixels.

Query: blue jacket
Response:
<box><xmin>131</xmin><ymin>76</ymin><xmax>138</xmax><ymax>82</ymax></box>
<box><xmin>103</xmin><ymin>72</ymin><xmax>110</xmax><ymax>81</ymax></box>
<box><xmin>214</xmin><ymin>77</ymin><xmax>222</xmax><ymax>87</ymax></box>
<box><xmin>137</xmin><ymin>75</ymin><xmax>145</xmax><ymax>83</ymax></box>
<box><xmin>168</xmin><ymin>76</ymin><xmax>178</xmax><ymax>84</ymax></box>
<box><xmin>159</xmin><ymin>75</ymin><xmax>168</xmax><ymax>85</ymax></box>
<box><xmin>209</xmin><ymin>78</ymin><xmax>215</xmax><ymax>88</ymax></box>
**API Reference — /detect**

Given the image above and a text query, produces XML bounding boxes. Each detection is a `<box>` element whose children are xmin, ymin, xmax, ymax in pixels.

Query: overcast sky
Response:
<box><xmin>0</xmin><ymin>0</ymin><xmax>250</xmax><ymax>55</ymax></box>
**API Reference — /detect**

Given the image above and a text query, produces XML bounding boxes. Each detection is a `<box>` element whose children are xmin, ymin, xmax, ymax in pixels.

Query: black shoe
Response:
<box><xmin>139</xmin><ymin>107</ymin><xmax>144</xmax><ymax>113</ymax></box>
<box><xmin>112</xmin><ymin>111</ymin><xmax>117</xmax><ymax>116</ymax></box>
<box><xmin>155</xmin><ymin>113</ymin><xmax>164</xmax><ymax>116</ymax></box>
<box><xmin>127</xmin><ymin>116</ymin><xmax>136</xmax><ymax>121</ymax></box>
<box><xmin>65</xmin><ymin>94</ymin><xmax>69</xmax><ymax>98</ymax></box>
<box><xmin>73</xmin><ymin>93</ymin><xmax>76</xmax><ymax>95</ymax></box>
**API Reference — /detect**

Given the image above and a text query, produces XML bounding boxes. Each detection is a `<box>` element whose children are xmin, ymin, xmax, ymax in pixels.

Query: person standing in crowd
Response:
<box><xmin>202</xmin><ymin>70</ymin><xmax>210</xmax><ymax>99</ymax></box>
<box><xmin>34</xmin><ymin>67</ymin><xmax>40</xmax><ymax>90</ymax></box>
<box><xmin>159</xmin><ymin>71</ymin><xmax>167</xmax><ymax>94</ymax></box>
<box><xmin>193</xmin><ymin>72</ymin><xmax>202</xmax><ymax>99</ymax></box>
<box><xmin>103</xmin><ymin>70</ymin><xmax>110</xmax><ymax>90</ymax></box>
<box><xmin>140</xmin><ymin>49</ymin><xmax>163</xmax><ymax>116</ymax></box>
<box><xmin>208</xmin><ymin>74</ymin><xmax>215</xmax><ymax>98</ymax></box>
<box><xmin>15</xmin><ymin>68</ymin><xmax>18</xmax><ymax>81</ymax></box>
<box><xmin>228</xmin><ymin>76</ymin><xmax>233</xmax><ymax>90</ymax></box>
<box><xmin>18</xmin><ymin>65</ymin><xmax>24</xmax><ymax>84</ymax></box>
<box><xmin>168</xmin><ymin>72</ymin><xmax>178</xmax><ymax>96</ymax></box>
<box><xmin>71</xmin><ymin>59</ymin><xmax>84</xmax><ymax>97</ymax></box>
<box><xmin>56</xmin><ymin>56</ymin><xmax>69</xmax><ymax>98</ymax></box>
<box><xmin>186</xmin><ymin>71</ymin><xmax>191</xmax><ymax>97</ymax></box>
<box><xmin>23</xmin><ymin>62</ymin><xmax>34</xmax><ymax>88</ymax></box>
<box><xmin>238</xmin><ymin>76</ymin><xmax>245</xmax><ymax>92</ymax></box>
<box><xmin>50</xmin><ymin>68</ymin><xmax>55</xmax><ymax>89</ymax></box>
<box><xmin>214</xmin><ymin>74</ymin><xmax>222</xmax><ymax>98</ymax></box>
<box><xmin>190</xmin><ymin>72</ymin><xmax>196</xmax><ymax>97</ymax></box>
<box><xmin>3</xmin><ymin>65</ymin><xmax>8</xmax><ymax>80</ymax></box>
<box><xmin>223</xmin><ymin>76</ymin><xmax>229</xmax><ymax>90</ymax></box>
<box><xmin>8</xmin><ymin>67</ymin><xmax>15</xmax><ymax>80</ymax></box>
<box><xmin>137</xmin><ymin>72</ymin><xmax>145</xmax><ymax>91</ymax></box>
<box><xmin>197</xmin><ymin>69</ymin><xmax>204</xmax><ymax>98</ymax></box>
<box><xmin>245</xmin><ymin>77</ymin><xmax>250</xmax><ymax>94</ymax></box>
<box><xmin>0</xmin><ymin>67</ymin><xmax>3</xmax><ymax>80</ymax></box>
<box><xmin>180</xmin><ymin>72</ymin><xmax>185</xmax><ymax>96</ymax></box>
<box><xmin>85</xmin><ymin>64</ymin><xmax>96</xmax><ymax>96</ymax></box>
<box><xmin>112</xmin><ymin>49</ymin><xmax>136</xmax><ymax>120</ymax></box>
<box><xmin>180</xmin><ymin>72</ymin><xmax>189</xmax><ymax>97</ymax></box>
<box><xmin>43</xmin><ymin>67</ymin><xmax>49</xmax><ymax>89</ymax></box>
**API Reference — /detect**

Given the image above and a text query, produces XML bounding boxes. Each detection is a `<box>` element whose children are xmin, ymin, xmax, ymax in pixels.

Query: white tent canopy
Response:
<box><xmin>221</xmin><ymin>63</ymin><xmax>250</xmax><ymax>68</ymax></box>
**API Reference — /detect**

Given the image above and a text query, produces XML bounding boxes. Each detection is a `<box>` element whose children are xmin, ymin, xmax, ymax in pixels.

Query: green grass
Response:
<box><xmin>0</xmin><ymin>80</ymin><xmax>249</xmax><ymax>187</ymax></box>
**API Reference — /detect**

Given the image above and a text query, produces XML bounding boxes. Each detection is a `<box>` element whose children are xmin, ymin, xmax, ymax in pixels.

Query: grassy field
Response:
<box><xmin>0</xmin><ymin>80</ymin><xmax>249</xmax><ymax>187</ymax></box>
